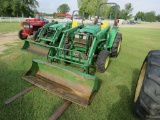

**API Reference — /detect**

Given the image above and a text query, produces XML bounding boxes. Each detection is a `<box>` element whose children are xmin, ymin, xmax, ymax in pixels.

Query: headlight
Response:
<box><xmin>24</xmin><ymin>25</ymin><xmax>33</xmax><ymax>28</ymax></box>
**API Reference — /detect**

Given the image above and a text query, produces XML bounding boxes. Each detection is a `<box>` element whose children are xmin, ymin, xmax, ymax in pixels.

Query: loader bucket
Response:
<box><xmin>22</xmin><ymin>40</ymin><xmax>52</xmax><ymax>56</ymax></box>
<box><xmin>23</xmin><ymin>59</ymin><xmax>98</xmax><ymax>107</ymax></box>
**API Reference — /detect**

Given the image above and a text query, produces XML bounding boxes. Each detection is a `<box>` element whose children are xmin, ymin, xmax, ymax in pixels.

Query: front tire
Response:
<box><xmin>133</xmin><ymin>50</ymin><xmax>160</xmax><ymax>120</ymax></box>
<box><xmin>18</xmin><ymin>29</ymin><xmax>27</xmax><ymax>40</ymax></box>
<box><xmin>96</xmin><ymin>50</ymin><xmax>110</xmax><ymax>73</ymax></box>
<box><xmin>111</xmin><ymin>32</ymin><xmax>122</xmax><ymax>57</ymax></box>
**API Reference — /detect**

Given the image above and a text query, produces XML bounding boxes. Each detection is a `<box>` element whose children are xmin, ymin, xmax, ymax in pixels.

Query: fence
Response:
<box><xmin>0</xmin><ymin>17</ymin><xmax>115</xmax><ymax>25</ymax></box>
<box><xmin>0</xmin><ymin>17</ymin><xmax>26</xmax><ymax>23</ymax></box>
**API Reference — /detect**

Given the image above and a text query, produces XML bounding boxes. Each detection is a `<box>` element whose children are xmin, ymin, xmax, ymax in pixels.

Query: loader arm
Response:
<box><xmin>37</xmin><ymin>21</ymin><xmax>58</xmax><ymax>40</ymax></box>
<box><xmin>39</xmin><ymin>22</ymin><xmax>72</xmax><ymax>44</ymax></box>
<box><xmin>59</xmin><ymin>24</ymin><xmax>84</xmax><ymax>48</ymax></box>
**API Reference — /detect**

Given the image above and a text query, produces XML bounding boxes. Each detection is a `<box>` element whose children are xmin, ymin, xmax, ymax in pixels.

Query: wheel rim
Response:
<box><xmin>134</xmin><ymin>62</ymin><xmax>147</xmax><ymax>102</ymax></box>
<box><xmin>117</xmin><ymin>40</ymin><xmax>121</xmax><ymax>53</ymax></box>
<box><xmin>105</xmin><ymin>56</ymin><xmax>110</xmax><ymax>69</ymax></box>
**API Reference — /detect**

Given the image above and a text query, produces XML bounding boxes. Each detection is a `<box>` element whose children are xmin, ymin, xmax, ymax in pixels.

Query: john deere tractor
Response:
<box><xmin>22</xmin><ymin>10</ymin><xmax>84</xmax><ymax>56</ymax></box>
<box><xmin>22</xmin><ymin>2</ymin><xmax>122</xmax><ymax>107</ymax></box>
<box><xmin>47</xmin><ymin>2</ymin><xmax>122</xmax><ymax>73</ymax></box>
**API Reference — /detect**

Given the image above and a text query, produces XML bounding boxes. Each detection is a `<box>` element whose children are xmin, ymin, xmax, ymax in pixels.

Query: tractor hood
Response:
<box><xmin>23</xmin><ymin>21</ymin><xmax>46</xmax><ymax>26</ymax></box>
<box><xmin>26</xmin><ymin>18</ymin><xmax>41</xmax><ymax>22</ymax></box>
<box><xmin>79</xmin><ymin>25</ymin><xmax>101</xmax><ymax>35</ymax></box>
<box><xmin>49</xmin><ymin>23</ymin><xmax>65</xmax><ymax>29</ymax></box>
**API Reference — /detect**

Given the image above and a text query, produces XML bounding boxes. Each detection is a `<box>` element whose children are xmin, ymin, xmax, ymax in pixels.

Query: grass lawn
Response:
<box><xmin>0</xmin><ymin>25</ymin><xmax>160</xmax><ymax>120</ymax></box>
<box><xmin>0</xmin><ymin>23</ymin><xmax>21</xmax><ymax>33</ymax></box>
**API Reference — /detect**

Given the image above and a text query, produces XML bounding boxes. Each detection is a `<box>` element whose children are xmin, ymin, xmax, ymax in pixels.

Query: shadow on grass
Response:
<box><xmin>0</xmin><ymin>60</ymin><xmax>35</xmax><ymax>120</ymax></box>
<box><xmin>107</xmin><ymin>69</ymin><xmax>140</xmax><ymax>120</ymax></box>
<box><xmin>107</xmin><ymin>85</ymin><xmax>133</xmax><ymax>119</ymax></box>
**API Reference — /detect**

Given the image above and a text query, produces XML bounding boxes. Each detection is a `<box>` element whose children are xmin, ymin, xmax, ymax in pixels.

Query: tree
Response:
<box><xmin>0</xmin><ymin>0</ymin><xmax>39</xmax><ymax>17</ymax></box>
<box><xmin>53</xmin><ymin>12</ymin><xmax>57</xmax><ymax>18</ymax></box>
<box><xmin>145</xmin><ymin>11</ymin><xmax>156</xmax><ymax>22</ymax></box>
<box><xmin>77</xmin><ymin>0</ymin><xmax>108</xmax><ymax>18</ymax></box>
<box><xmin>118</xmin><ymin>3</ymin><xmax>133</xmax><ymax>20</ymax></box>
<box><xmin>108</xmin><ymin>5</ymin><xmax>120</xmax><ymax>19</ymax></box>
<box><xmin>118</xmin><ymin>10</ymin><xmax>126</xmax><ymax>19</ymax></box>
<box><xmin>156</xmin><ymin>14</ymin><xmax>160</xmax><ymax>22</ymax></box>
<box><xmin>57</xmin><ymin>4</ymin><xmax>70</xmax><ymax>14</ymax></box>
<box><xmin>19</xmin><ymin>0</ymin><xmax>39</xmax><ymax>17</ymax></box>
<box><xmin>0</xmin><ymin>0</ymin><xmax>5</xmax><ymax>16</ymax></box>
<box><xmin>135</xmin><ymin>11</ymin><xmax>145</xmax><ymax>21</ymax></box>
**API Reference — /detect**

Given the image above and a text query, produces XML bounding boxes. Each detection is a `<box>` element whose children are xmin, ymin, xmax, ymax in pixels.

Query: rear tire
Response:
<box><xmin>18</xmin><ymin>29</ymin><xmax>27</xmax><ymax>40</ymax></box>
<box><xmin>111</xmin><ymin>32</ymin><xmax>122</xmax><ymax>57</ymax></box>
<box><xmin>96</xmin><ymin>50</ymin><xmax>110</xmax><ymax>73</ymax></box>
<box><xmin>33</xmin><ymin>31</ymin><xmax>39</xmax><ymax>41</ymax></box>
<box><xmin>133</xmin><ymin>50</ymin><xmax>160</xmax><ymax>120</ymax></box>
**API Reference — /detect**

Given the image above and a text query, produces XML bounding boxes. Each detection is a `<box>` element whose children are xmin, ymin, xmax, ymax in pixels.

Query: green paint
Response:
<box><xmin>21</xmin><ymin>22</ymin><xmax>77</xmax><ymax>56</ymax></box>
<box><xmin>80</xmin><ymin>25</ymin><xmax>101</xmax><ymax>35</ymax></box>
<box><xmin>47</xmin><ymin>23</ymin><xmax>119</xmax><ymax>73</ymax></box>
<box><xmin>25</xmin><ymin>59</ymin><xmax>98</xmax><ymax>93</ymax></box>
<box><xmin>106</xmin><ymin>28</ymin><xmax>119</xmax><ymax>52</ymax></box>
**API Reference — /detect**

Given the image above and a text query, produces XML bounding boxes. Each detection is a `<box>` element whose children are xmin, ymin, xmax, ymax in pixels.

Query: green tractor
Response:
<box><xmin>47</xmin><ymin>2</ymin><xmax>122</xmax><ymax>73</ymax></box>
<box><xmin>22</xmin><ymin>10</ymin><xmax>84</xmax><ymax>56</ymax></box>
<box><xmin>22</xmin><ymin>2</ymin><xmax>122</xmax><ymax>107</ymax></box>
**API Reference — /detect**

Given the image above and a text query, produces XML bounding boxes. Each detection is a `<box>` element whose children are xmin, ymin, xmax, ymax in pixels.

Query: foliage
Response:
<box><xmin>135</xmin><ymin>11</ymin><xmax>157</xmax><ymax>22</ymax></box>
<box><xmin>77</xmin><ymin>0</ymin><xmax>108</xmax><ymax>18</ymax></box>
<box><xmin>118</xmin><ymin>10</ymin><xmax>126</xmax><ymax>19</ymax></box>
<box><xmin>0</xmin><ymin>0</ymin><xmax>39</xmax><ymax>17</ymax></box>
<box><xmin>53</xmin><ymin>12</ymin><xmax>57</xmax><ymax>18</ymax></box>
<box><xmin>57</xmin><ymin>4</ymin><xmax>70</xmax><ymax>14</ymax></box>
<box><xmin>156</xmin><ymin>15</ymin><xmax>160</xmax><ymax>22</ymax></box>
<box><xmin>107</xmin><ymin>5</ymin><xmax>120</xmax><ymax>19</ymax></box>
<box><xmin>134</xmin><ymin>12</ymin><xmax>145</xmax><ymax>21</ymax></box>
<box><xmin>145</xmin><ymin>11</ymin><xmax>156</xmax><ymax>22</ymax></box>
<box><xmin>118</xmin><ymin>3</ymin><xmax>133</xmax><ymax>20</ymax></box>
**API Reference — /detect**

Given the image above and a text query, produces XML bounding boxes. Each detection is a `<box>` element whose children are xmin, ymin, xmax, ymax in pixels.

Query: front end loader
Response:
<box><xmin>22</xmin><ymin>2</ymin><xmax>122</xmax><ymax>107</ymax></box>
<box><xmin>47</xmin><ymin>2</ymin><xmax>122</xmax><ymax>73</ymax></box>
<box><xmin>22</xmin><ymin>10</ymin><xmax>84</xmax><ymax>56</ymax></box>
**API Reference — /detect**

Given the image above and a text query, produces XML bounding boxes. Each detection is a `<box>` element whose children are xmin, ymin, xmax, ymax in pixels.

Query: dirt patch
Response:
<box><xmin>0</xmin><ymin>32</ymin><xmax>20</xmax><ymax>54</ymax></box>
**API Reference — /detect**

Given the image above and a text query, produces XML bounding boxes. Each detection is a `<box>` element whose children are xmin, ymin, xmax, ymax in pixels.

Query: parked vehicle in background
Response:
<box><xmin>18</xmin><ymin>14</ymin><xmax>49</xmax><ymax>40</ymax></box>
<box><xmin>128</xmin><ymin>20</ymin><xmax>137</xmax><ymax>25</ymax></box>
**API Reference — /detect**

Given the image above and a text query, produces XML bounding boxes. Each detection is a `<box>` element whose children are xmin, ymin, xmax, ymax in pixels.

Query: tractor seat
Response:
<box><xmin>72</xmin><ymin>21</ymin><xmax>79</xmax><ymax>28</ymax></box>
<box><xmin>101</xmin><ymin>20</ymin><xmax>109</xmax><ymax>30</ymax></box>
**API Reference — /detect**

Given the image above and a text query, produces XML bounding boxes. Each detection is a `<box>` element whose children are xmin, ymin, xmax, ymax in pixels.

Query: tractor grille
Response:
<box><xmin>23</xmin><ymin>22</ymin><xmax>30</xmax><ymax>29</ymax></box>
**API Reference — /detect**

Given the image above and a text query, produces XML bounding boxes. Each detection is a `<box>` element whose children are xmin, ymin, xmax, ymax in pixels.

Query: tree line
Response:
<box><xmin>77</xmin><ymin>0</ymin><xmax>160</xmax><ymax>22</ymax></box>
<box><xmin>0</xmin><ymin>0</ymin><xmax>39</xmax><ymax>17</ymax></box>
<box><xmin>0</xmin><ymin>0</ymin><xmax>159</xmax><ymax>22</ymax></box>
<box><xmin>135</xmin><ymin>11</ymin><xmax>160</xmax><ymax>22</ymax></box>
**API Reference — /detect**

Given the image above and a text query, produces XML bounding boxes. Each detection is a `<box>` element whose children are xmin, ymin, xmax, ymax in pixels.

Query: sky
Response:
<box><xmin>37</xmin><ymin>0</ymin><xmax>160</xmax><ymax>15</ymax></box>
